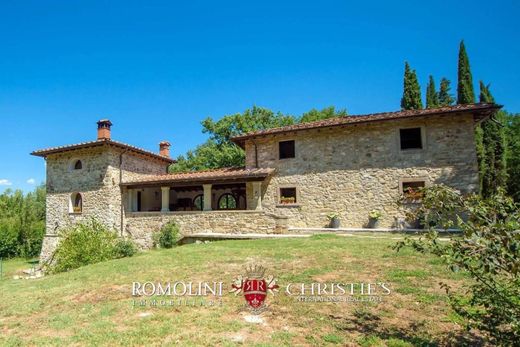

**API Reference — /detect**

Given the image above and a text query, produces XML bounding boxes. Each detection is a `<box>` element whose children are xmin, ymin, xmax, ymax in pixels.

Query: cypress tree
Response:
<box><xmin>401</xmin><ymin>62</ymin><xmax>423</xmax><ymax>110</ymax></box>
<box><xmin>478</xmin><ymin>82</ymin><xmax>507</xmax><ymax>197</ymax></box>
<box><xmin>438</xmin><ymin>78</ymin><xmax>454</xmax><ymax>106</ymax></box>
<box><xmin>426</xmin><ymin>75</ymin><xmax>439</xmax><ymax>108</ymax></box>
<box><xmin>457</xmin><ymin>40</ymin><xmax>475</xmax><ymax>104</ymax></box>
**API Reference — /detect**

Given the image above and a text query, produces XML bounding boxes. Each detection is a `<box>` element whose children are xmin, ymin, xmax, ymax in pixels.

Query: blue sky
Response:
<box><xmin>1</xmin><ymin>0</ymin><xmax>519</xmax><ymax>192</ymax></box>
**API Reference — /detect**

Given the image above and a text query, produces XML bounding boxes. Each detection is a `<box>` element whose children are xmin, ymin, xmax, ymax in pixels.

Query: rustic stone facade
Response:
<box><xmin>36</xmin><ymin>108</ymin><xmax>486</xmax><ymax>263</ymax></box>
<box><xmin>244</xmin><ymin>113</ymin><xmax>479</xmax><ymax>228</ymax></box>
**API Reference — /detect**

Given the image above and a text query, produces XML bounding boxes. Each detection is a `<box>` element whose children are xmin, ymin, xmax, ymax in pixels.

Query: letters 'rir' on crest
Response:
<box><xmin>230</xmin><ymin>265</ymin><xmax>279</xmax><ymax>314</ymax></box>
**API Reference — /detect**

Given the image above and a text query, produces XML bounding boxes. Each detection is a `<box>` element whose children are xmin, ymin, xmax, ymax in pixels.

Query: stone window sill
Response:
<box><xmin>276</xmin><ymin>204</ymin><xmax>300</xmax><ymax>208</ymax></box>
<box><xmin>69</xmin><ymin>212</ymin><xmax>82</xmax><ymax>215</ymax></box>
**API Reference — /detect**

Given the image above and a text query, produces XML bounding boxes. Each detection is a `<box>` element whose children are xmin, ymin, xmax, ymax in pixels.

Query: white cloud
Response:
<box><xmin>27</xmin><ymin>178</ymin><xmax>36</xmax><ymax>185</ymax></box>
<box><xmin>0</xmin><ymin>179</ymin><xmax>12</xmax><ymax>186</ymax></box>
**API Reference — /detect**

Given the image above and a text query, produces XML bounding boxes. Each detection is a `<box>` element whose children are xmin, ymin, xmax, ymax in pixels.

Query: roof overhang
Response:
<box><xmin>31</xmin><ymin>139</ymin><xmax>175</xmax><ymax>164</ymax></box>
<box><xmin>230</xmin><ymin>103</ymin><xmax>502</xmax><ymax>148</ymax></box>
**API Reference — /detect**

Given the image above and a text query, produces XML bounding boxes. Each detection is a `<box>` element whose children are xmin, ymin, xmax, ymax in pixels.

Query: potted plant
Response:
<box><xmin>367</xmin><ymin>210</ymin><xmax>382</xmax><ymax>228</ymax></box>
<box><xmin>327</xmin><ymin>212</ymin><xmax>340</xmax><ymax>229</ymax></box>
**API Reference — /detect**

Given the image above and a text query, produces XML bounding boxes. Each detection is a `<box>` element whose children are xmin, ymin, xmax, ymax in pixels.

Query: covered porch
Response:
<box><xmin>121</xmin><ymin>167</ymin><xmax>274</xmax><ymax>213</ymax></box>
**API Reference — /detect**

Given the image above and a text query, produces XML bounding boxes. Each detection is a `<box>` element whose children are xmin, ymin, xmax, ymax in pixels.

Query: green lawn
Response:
<box><xmin>0</xmin><ymin>234</ymin><xmax>480</xmax><ymax>346</ymax></box>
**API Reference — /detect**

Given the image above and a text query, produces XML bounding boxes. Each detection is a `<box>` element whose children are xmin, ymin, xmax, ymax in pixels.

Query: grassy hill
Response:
<box><xmin>0</xmin><ymin>234</ymin><xmax>478</xmax><ymax>346</ymax></box>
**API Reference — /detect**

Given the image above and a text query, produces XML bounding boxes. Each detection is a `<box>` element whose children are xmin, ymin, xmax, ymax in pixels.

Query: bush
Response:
<box><xmin>0</xmin><ymin>218</ymin><xmax>20</xmax><ymax>258</ymax></box>
<box><xmin>156</xmin><ymin>221</ymin><xmax>179</xmax><ymax>248</ymax></box>
<box><xmin>114</xmin><ymin>239</ymin><xmax>137</xmax><ymax>258</ymax></box>
<box><xmin>50</xmin><ymin>219</ymin><xmax>136</xmax><ymax>273</ymax></box>
<box><xmin>395</xmin><ymin>185</ymin><xmax>520</xmax><ymax>345</ymax></box>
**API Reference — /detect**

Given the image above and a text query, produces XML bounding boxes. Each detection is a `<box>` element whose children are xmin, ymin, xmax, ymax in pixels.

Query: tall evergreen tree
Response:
<box><xmin>438</xmin><ymin>78</ymin><xmax>454</xmax><ymax>106</ymax></box>
<box><xmin>477</xmin><ymin>82</ymin><xmax>508</xmax><ymax>197</ymax></box>
<box><xmin>426</xmin><ymin>75</ymin><xmax>439</xmax><ymax>108</ymax></box>
<box><xmin>457</xmin><ymin>40</ymin><xmax>475</xmax><ymax>104</ymax></box>
<box><xmin>401</xmin><ymin>62</ymin><xmax>423</xmax><ymax>110</ymax></box>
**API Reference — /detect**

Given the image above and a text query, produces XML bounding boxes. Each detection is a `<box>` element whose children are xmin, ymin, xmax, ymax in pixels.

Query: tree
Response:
<box><xmin>401</xmin><ymin>62</ymin><xmax>423</xmax><ymax>110</ymax></box>
<box><xmin>457</xmin><ymin>40</ymin><xmax>475</xmax><ymax>104</ymax></box>
<box><xmin>396</xmin><ymin>185</ymin><xmax>520</xmax><ymax>345</ymax></box>
<box><xmin>299</xmin><ymin>106</ymin><xmax>347</xmax><ymax>123</ymax></box>
<box><xmin>506</xmin><ymin>113</ymin><xmax>520</xmax><ymax>201</ymax></box>
<box><xmin>426</xmin><ymin>75</ymin><xmax>439</xmax><ymax>108</ymax></box>
<box><xmin>438</xmin><ymin>78</ymin><xmax>454</xmax><ymax>106</ymax></box>
<box><xmin>477</xmin><ymin>82</ymin><xmax>508</xmax><ymax>198</ymax></box>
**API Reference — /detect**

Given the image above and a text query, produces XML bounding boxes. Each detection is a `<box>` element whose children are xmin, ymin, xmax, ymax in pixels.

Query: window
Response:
<box><xmin>399</xmin><ymin>128</ymin><xmax>422</xmax><ymax>150</ymax></box>
<box><xmin>279</xmin><ymin>187</ymin><xmax>297</xmax><ymax>205</ymax></box>
<box><xmin>193</xmin><ymin>194</ymin><xmax>204</xmax><ymax>211</ymax></box>
<box><xmin>71</xmin><ymin>192</ymin><xmax>82</xmax><ymax>213</ymax></box>
<box><xmin>218</xmin><ymin>193</ymin><xmax>237</xmax><ymax>210</ymax></box>
<box><xmin>401</xmin><ymin>181</ymin><xmax>425</xmax><ymax>201</ymax></box>
<box><xmin>279</xmin><ymin>140</ymin><xmax>295</xmax><ymax>159</ymax></box>
<box><xmin>74</xmin><ymin>160</ymin><xmax>82</xmax><ymax>170</ymax></box>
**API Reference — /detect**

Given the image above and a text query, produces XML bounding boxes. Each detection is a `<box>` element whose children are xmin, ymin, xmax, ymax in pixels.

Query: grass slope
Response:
<box><xmin>0</xmin><ymin>234</ymin><xmax>475</xmax><ymax>346</ymax></box>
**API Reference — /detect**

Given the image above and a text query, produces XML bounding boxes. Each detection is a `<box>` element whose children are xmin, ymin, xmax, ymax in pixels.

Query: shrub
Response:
<box><xmin>157</xmin><ymin>221</ymin><xmax>179</xmax><ymax>248</ymax></box>
<box><xmin>114</xmin><ymin>239</ymin><xmax>137</xmax><ymax>258</ymax></box>
<box><xmin>395</xmin><ymin>185</ymin><xmax>520</xmax><ymax>345</ymax></box>
<box><xmin>50</xmin><ymin>219</ymin><xmax>136</xmax><ymax>273</ymax></box>
<box><xmin>0</xmin><ymin>218</ymin><xmax>20</xmax><ymax>258</ymax></box>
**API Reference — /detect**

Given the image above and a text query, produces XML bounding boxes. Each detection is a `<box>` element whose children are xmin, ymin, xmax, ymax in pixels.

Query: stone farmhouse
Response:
<box><xmin>32</xmin><ymin>103</ymin><xmax>500</xmax><ymax>262</ymax></box>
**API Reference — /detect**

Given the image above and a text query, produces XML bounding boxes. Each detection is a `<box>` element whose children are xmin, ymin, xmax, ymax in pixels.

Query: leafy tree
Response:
<box><xmin>457</xmin><ymin>40</ymin><xmax>475</xmax><ymax>104</ymax></box>
<box><xmin>438</xmin><ymin>78</ymin><xmax>454</xmax><ymax>106</ymax></box>
<box><xmin>506</xmin><ymin>113</ymin><xmax>520</xmax><ymax>201</ymax></box>
<box><xmin>299</xmin><ymin>106</ymin><xmax>347</xmax><ymax>123</ymax></box>
<box><xmin>477</xmin><ymin>82</ymin><xmax>508</xmax><ymax>198</ymax></box>
<box><xmin>425</xmin><ymin>75</ymin><xmax>439</xmax><ymax>108</ymax></box>
<box><xmin>170</xmin><ymin>106</ymin><xmax>345</xmax><ymax>172</ymax></box>
<box><xmin>400</xmin><ymin>62</ymin><xmax>423</xmax><ymax>110</ymax></box>
<box><xmin>396</xmin><ymin>185</ymin><xmax>520</xmax><ymax>345</ymax></box>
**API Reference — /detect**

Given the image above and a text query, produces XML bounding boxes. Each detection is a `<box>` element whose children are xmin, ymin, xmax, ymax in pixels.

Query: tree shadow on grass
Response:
<box><xmin>331</xmin><ymin>310</ymin><xmax>486</xmax><ymax>347</ymax></box>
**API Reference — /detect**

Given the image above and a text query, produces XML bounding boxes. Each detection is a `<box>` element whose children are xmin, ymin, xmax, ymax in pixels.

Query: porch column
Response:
<box><xmin>203</xmin><ymin>184</ymin><xmax>212</xmax><ymax>211</ymax></box>
<box><xmin>127</xmin><ymin>189</ymin><xmax>134</xmax><ymax>212</ymax></box>
<box><xmin>161</xmin><ymin>187</ymin><xmax>170</xmax><ymax>212</ymax></box>
<box><xmin>252</xmin><ymin>181</ymin><xmax>263</xmax><ymax>211</ymax></box>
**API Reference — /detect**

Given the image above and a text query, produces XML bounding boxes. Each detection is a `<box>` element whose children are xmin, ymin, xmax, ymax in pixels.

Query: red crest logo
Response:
<box><xmin>230</xmin><ymin>265</ymin><xmax>278</xmax><ymax>314</ymax></box>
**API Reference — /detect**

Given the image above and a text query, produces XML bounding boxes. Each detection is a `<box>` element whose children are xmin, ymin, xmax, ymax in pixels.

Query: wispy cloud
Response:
<box><xmin>27</xmin><ymin>178</ymin><xmax>36</xmax><ymax>185</ymax></box>
<box><xmin>0</xmin><ymin>179</ymin><xmax>12</xmax><ymax>186</ymax></box>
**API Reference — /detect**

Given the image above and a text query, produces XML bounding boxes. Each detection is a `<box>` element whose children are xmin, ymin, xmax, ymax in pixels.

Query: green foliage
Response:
<box><xmin>506</xmin><ymin>113</ymin><xmax>520</xmax><ymax>201</ymax></box>
<box><xmin>299</xmin><ymin>106</ymin><xmax>347</xmax><ymax>123</ymax></box>
<box><xmin>438</xmin><ymin>78</ymin><xmax>454</xmax><ymax>106</ymax></box>
<box><xmin>0</xmin><ymin>184</ymin><xmax>46</xmax><ymax>258</ymax></box>
<box><xmin>395</xmin><ymin>185</ymin><xmax>520</xmax><ymax>344</ymax></box>
<box><xmin>114</xmin><ymin>239</ymin><xmax>137</xmax><ymax>258</ymax></box>
<box><xmin>425</xmin><ymin>75</ymin><xmax>439</xmax><ymax>108</ymax></box>
<box><xmin>457</xmin><ymin>40</ymin><xmax>475</xmax><ymax>104</ymax></box>
<box><xmin>50</xmin><ymin>219</ymin><xmax>135</xmax><ymax>273</ymax></box>
<box><xmin>157</xmin><ymin>221</ymin><xmax>179</xmax><ymax>248</ymax></box>
<box><xmin>400</xmin><ymin>62</ymin><xmax>423</xmax><ymax>110</ymax></box>
<box><xmin>170</xmin><ymin>105</ymin><xmax>344</xmax><ymax>172</ymax></box>
<box><xmin>368</xmin><ymin>210</ymin><xmax>382</xmax><ymax>220</ymax></box>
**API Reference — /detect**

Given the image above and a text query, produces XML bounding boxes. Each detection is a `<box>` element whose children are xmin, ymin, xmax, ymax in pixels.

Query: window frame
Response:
<box><xmin>217</xmin><ymin>193</ymin><xmax>237</xmax><ymax>210</ymax></box>
<box><xmin>69</xmin><ymin>192</ymin><xmax>83</xmax><ymax>214</ymax></box>
<box><xmin>398</xmin><ymin>126</ymin><xmax>425</xmax><ymax>151</ymax></box>
<box><xmin>399</xmin><ymin>178</ymin><xmax>428</xmax><ymax>203</ymax></box>
<box><xmin>277</xmin><ymin>186</ymin><xmax>299</xmax><ymax>206</ymax></box>
<box><xmin>192</xmin><ymin>194</ymin><xmax>204</xmax><ymax>211</ymax></box>
<box><xmin>278</xmin><ymin>140</ymin><xmax>296</xmax><ymax>160</ymax></box>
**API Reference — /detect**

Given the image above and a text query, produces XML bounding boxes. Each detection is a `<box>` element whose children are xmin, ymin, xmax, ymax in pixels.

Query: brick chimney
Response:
<box><xmin>159</xmin><ymin>141</ymin><xmax>171</xmax><ymax>157</ymax></box>
<box><xmin>97</xmin><ymin>119</ymin><xmax>112</xmax><ymax>140</ymax></box>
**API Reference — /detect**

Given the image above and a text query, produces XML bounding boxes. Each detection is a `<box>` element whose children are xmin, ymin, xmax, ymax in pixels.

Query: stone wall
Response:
<box><xmin>245</xmin><ymin>114</ymin><xmax>479</xmax><ymax>228</ymax></box>
<box><xmin>124</xmin><ymin>211</ymin><xmax>288</xmax><ymax>249</ymax></box>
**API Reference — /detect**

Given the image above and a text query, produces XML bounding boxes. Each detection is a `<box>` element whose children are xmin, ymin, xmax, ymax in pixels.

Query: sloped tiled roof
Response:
<box><xmin>231</xmin><ymin>103</ymin><xmax>501</xmax><ymax>147</ymax></box>
<box><xmin>31</xmin><ymin>138</ymin><xmax>175</xmax><ymax>163</ymax></box>
<box><xmin>121</xmin><ymin>167</ymin><xmax>275</xmax><ymax>186</ymax></box>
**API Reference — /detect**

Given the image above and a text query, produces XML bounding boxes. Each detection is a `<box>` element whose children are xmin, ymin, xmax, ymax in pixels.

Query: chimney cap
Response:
<box><xmin>159</xmin><ymin>141</ymin><xmax>171</xmax><ymax>147</ymax></box>
<box><xmin>97</xmin><ymin>119</ymin><xmax>112</xmax><ymax>127</ymax></box>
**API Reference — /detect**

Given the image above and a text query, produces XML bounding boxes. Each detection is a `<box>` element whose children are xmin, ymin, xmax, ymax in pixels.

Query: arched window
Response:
<box><xmin>218</xmin><ymin>193</ymin><xmax>237</xmax><ymax>210</ymax></box>
<box><xmin>74</xmin><ymin>160</ymin><xmax>82</xmax><ymax>170</ymax></box>
<box><xmin>71</xmin><ymin>192</ymin><xmax>82</xmax><ymax>213</ymax></box>
<box><xmin>193</xmin><ymin>194</ymin><xmax>204</xmax><ymax>211</ymax></box>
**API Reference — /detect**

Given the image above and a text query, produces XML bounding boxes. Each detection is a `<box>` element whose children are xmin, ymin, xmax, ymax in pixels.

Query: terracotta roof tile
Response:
<box><xmin>231</xmin><ymin>103</ymin><xmax>501</xmax><ymax>146</ymax></box>
<box><xmin>121</xmin><ymin>167</ymin><xmax>275</xmax><ymax>186</ymax></box>
<box><xmin>31</xmin><ymin>139</ymin><xmax>175</xmax><ymax>163</ymax></box>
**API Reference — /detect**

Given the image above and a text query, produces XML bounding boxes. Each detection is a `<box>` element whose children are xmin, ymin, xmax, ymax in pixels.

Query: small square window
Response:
<box><xmin>279</xmin><ymin>187</ymin><xmax>297</xmax><ymax>204</ymax></box>
<box><xmin>400</xmin><ymin>128</ymin><xmax>422</xmax><ymax>150</ymax></box>
<box><xmin>402</xmin><ymin>181</ymin><xmax>425</xmax><ymax>200</ymax></box>
<box><xmin>279</xmin><ymin>140</ymin><xmax>295</xmax><ymax>159</ymax></box>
